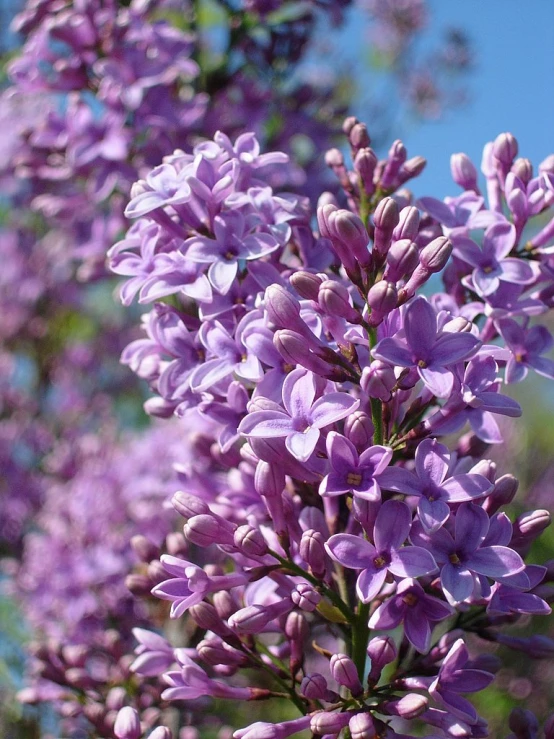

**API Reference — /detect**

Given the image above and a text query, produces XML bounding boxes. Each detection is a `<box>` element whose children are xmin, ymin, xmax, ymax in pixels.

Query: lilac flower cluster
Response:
<box><xmin>105</xmin><ymin>121</ymin><xmax>554</xmax><ymax>738</ymax></box>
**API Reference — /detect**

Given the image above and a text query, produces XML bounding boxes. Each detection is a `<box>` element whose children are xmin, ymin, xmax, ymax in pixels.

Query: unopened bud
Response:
<box><xmin>344</xmin><ymin>411</ymin><xmax>374</xmax><ymax>451</ymax></box>
<box><xmin>450</xmin><ymin>153</ymin><xmax>479</xmax><ymax>191</ymax></box>
<box><xmin>291</xmin><ymin>582</ymin><xmax>321</xmax><ymax>612</ymax></box>
<box><xmin>361</xmin><ymin>361</ymin><xmax>396</xmax><ymax>402</ymax></box>
<box><xmin>149</xmin><ymin>729</ymin><xmax>172</xmax><ymax>739</ymax></box>
<box><xmin>234</xmin><ymin>525</ymin><xmax>268</xmax><ymax>557</ymax></box>
<box><xmin>373</xmin><ymin>197</ymin><xmax>399</xmax><ymax>259</ymax></box>
<box><xmin>330</xmin><ymin>653</ymin><xmax>363</xmax><ymax>696</ymax></box>
<box><xmin>419</xmin><ymin>236</ymin><xmax>452</xmax><ymax>272</ymax></box>
<box><xmin>310</xmin><ymin>711</ymin><xmax>352</xmax><ymax>735</ymax></box>
<box><xmin>367</xmin><ymin>636</ymin><xmax>397</xmax><ymax>682</ymax></box>
<box><xmin>367</xmin><ymin>281</ymin><xmax>398</xmax><ymax>327</ymax></box>
<box><xmin>354</xmin><ymin>148</ymin><xmax>377</xmax><ymax>194</ymax></box>
<box><xmin>381</xmin><ymin>693</ymin><xmax>428</xmax><ymax>719</ymax></box>
<box><xmin>318</xmin><ymin>280</ymin><xmax>361</xmax><ymax>323</ymax></box>
<box><xmin>349</xmin><ymin>713</ymin><xmax>375</xmax><ymax>739</ymax></box>
<box><xmin>381</xmin><ymin>139</ymin><xmax>407</xmax><ymax>190</ymax></box>
<box><xmin>384</xmin><ymin>238</ymin><xmax>419</xmax><ymax>282</ymax></box>
<box><xmin>300</xmin><ymin>673</ymin><xmax>334</xmax><ymax>701</ymax></box>
<box><xmin>393</xmin><ymin>206</ymin><xmax>420</xmax><ymax>241</ymax></box>
<box><xmin>114</xmin><ymin>707</ymin><xmax>141</xmax><ymax>739</ymax></box>
<box><xmin>131</xmin><ymin>535</ymin><xmax>158</xmax><ymax>563</ymax></box>
<box><xmin>289</xmin><ymin>271</ymin><xmax>323</xmax><ymax>301</ymax></box>
<box><xmin>349</xmin><ymin>123</ymin><xmax>371</xmax><ymax>150</ymax></box>
<box><xmin>299</xmin><ymin>529</ymin><xmax>327</xmax><ymax>578</ymax></box>
<box><xmin>172</xmin><ymin>491</ymin><xmax>209</xmax><ymax>520</ymax></box>
<box><xmin>493</xmin><ymin>132</ymin><xmax>518</xmax><ymax>168</ymax></box>
<box><xmin>185</xmin><ymin>514</ymin><xmax>235</xmax><ymax>546</ymax></box>
<box><xmin>512</xmin><ymin>157</ymin><xmax>533</xmax><ymax>185</ymax></box>
<box><xmin>397</xmin><ymin>155</ymin><xmax>426</xmax><ymax>184</ymax></box>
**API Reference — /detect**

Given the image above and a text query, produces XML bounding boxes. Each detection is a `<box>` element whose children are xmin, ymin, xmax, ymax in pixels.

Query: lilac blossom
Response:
<box><xmin>378</xmin><ymin>438</ymin><xmax>493</xmax><ymax>532</ymax></box>
<box><xmin>499</xmin><ymin>319</ymin><xmax>554</xmax><ymax>383</ymax></box>
<box><xmin>368</xmin><ymin>578</ymin><xmax>453</xmax><ymax>652</ymax></box>
<box><xmin>238</xmin><ymin>369</ymin><xmax>359</xmax><ymax>462</ymax></box>
<box><xmin>410</xmin><ymin>503</ymin><xmax>526</xmax><ymax>604</ymax></box>
<box><xmin>372</xmin><ymin>296</ymin><xmax>481</xmax><ymax>397</ymax></box>
<box><xmin>325</xmin><ymin>500</ymin><xmax>438</xmax><ymax>602</ymax></box>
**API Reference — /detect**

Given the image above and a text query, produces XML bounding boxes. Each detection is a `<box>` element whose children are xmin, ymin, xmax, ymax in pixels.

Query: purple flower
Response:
<box><xmin>368</xmin><ymin>578</ymin><xmax>453</xmax><ymax>652</ymax></box>
<box><xmin>185</xmin><ymin>211</ymin><xmax>281</xmax><ymax>294</ymax></box>
<box><xmin>372</xmin><ymin>296</ymin><xmax>481</xmax><ymax>397</ymax></box>
<box><xmin>238</xmin><ymin>369</ymin><xmax>359</xmax><ymax>462</ymax></box>
<box><xmin>453</xmin><ymin>221</ymin><xmax>535</xmax><ymax>297</ymax></box>
<box><xmin>152</xmin><ymin>555</ymin><xmax>247</xmax><ymax>618</ymax></box>
<box><xmin>410</xmin><ymin>503</ymin><xmax>526</xmax><ymax>604</ymax></box>
<box><xmin>319</xmin><ymin>431</ymin><xmax>392</xmax><ymax>501</ymax></box>
<box><xmin>325</xmin><ymin>500</ymin><xmax>437</xmax><ymax>603</ymax></box>
<box><xmin>429</xmin><ymin>639</ymin><xmax>494</xmax><ymax>724</ymax></box>
<box><xmin>163</xmin><ymin>652</ymin><xmax>254</xmax><ymax>702</ymax></box>
<box><xmin>499</xmin><ymin>319</ymin><xmax>554</xmax><ymax>384</ymax></box>
<box><xmin>378</xmin><ymin>438</ymin><xmax>493</xmax><ymax>532</ymax></box>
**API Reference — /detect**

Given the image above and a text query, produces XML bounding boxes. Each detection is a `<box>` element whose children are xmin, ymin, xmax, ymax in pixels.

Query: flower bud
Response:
<box><xmin>397</xmin><ymin>156</ymin><xmax>426</xmax><ymax>184</ymax></box>
<box><xmin>419</xmin><ymin>236</ymin><xmax>452</xmax><ymax>272</ymax></box>
<box><xmin>342</xmin><ymin>116</ymin><xmax>359</xmax><ymax>135</ymax></box>
<box><xmin>373</xmin><ymin>197</ymin><xmax>399</xmax><ymax>259</ymax></box>
<box><xmin>300</xmin><ymin>673</ymin><xmax>336</xmax><ymax>701</ymax></box>
<box><xmin>330</xmin><ymin>653</ymin><xmax>363</xmax><ymax>696</ymax></box>
<box><xmin>185</xmin><ymin>514</ymin><xmax>235</xmax><ymax>547</ymax></box>
<box><xmin>149</xmin><ymin>729</ymin><xmax>172</xmax><ymax>739</ymax></box>
<box><xmin>299</xmin><ymin>529</ymin><xmax>327</xmax><ymax>578</ymax></box>
<box><xmin>393</xmin><ymin>206</ymin><xmax>420</xmax><ymax>241</ymax></box>
<box><xmin>126</xmin><ymin>574</ymin><xmax>153</xmax><ymax>597</ymax></box>
<box><xmin>329</xmin><ymin>209</ymin><xmax>371</xmax><ymax>268</ymax></box>
<box><xmin>354</xmin><ymin>148</ymin><xmax>377</xmax><ymax>194</ymax></box>
<box><xmin>511</xmin><ymin>509</ymin><xmax>551</xmax><ymax>554</ymax></box>
<box><xmin>367</xmin><ymin>281</ymin><xmax>398</xmax><ymax>327</ymax></box>
<box><xmin>508</xmin><ymin>707</ymin><xmax>539</xmax><ymax>739</ymax></box>
<box><xmin>197</xmin><ymin>639</ymin><xmax>244</xmax><ymax>667</ymax></box>
<box><xmin>274</xmin><ymin>330</ymin><xmax>335</xmax><ymax>377</ymax></box>
<box><xmin>318</xmin><ymin>280</ymin><xmax>361</xmax><ymax>323</ymax></box>
<box><xmin>131</xmin><ymin>535</ymin><xmax>159</xmax><ymax>564</ymax></box>
<box><xmin>234</xmin><ymin>525</ymin><xmax>268</xmax><ymax>557</ymax></box>
<box><xmin>367</xmin><ymin>636</ymin><xmax>397</xmax><ymax>682</ymax></box>
<box><xmin>229</xmin><ymin>601</ymin><xmax>291</xmax><ymax>634</ymax></box>
<box><xmin>289</xmin><ymin>271</ymin><xmax>323</xmax><ymax>301</ymax></box>
<box><xmin>450</xmin><ymin>153</ymin><xmax>479</xmax><ymax>191</ymax></box>
<box><xmin>384</xmin><ymin>238</ymin><xmax>419</xmax><ymax>282</ymax></box>
<box><xmin>291</xmin><ymin>582</ymin><xmax>321</xmax><ymax>612</ymax></box>
<box><xmin>381</xmin><ymin>693</ymin><xmax>428</xmax><ymax>719</ymax></box>
<box><xmin>361</xmin><ymin>362</ymin><xmax>396</xmax><ymax>402</ymax></box>
<box><xmin>265</xmin><ymin>285</ymin><xmax>309</xmax><ymax>337</ymax></box>
<box><xmin>381</xmin><ymin>140</ymin><xmax>407</xmax><ymax>190</ymax></box>
<box><xmin>165</xmin><ymin>532</ymin><xmax>187</xmax><ymax>556</ymax></box>
<box><xmin>106</xmin><ymin>687</ymin><xmax>127</xmax><ymax>712</ymax></box>
<box><xmin>344</xmin><ymin>411</ymin><xmax>374</xmax><ymax>452</ymax></box>
<box><xmin>172</xmin><ymin>491</ymin><xmax>209</xmax><ymax>520</ymax></box>
<box><xmin>310</xmin><ymin>711</ymin><xmax>352</xmax><ymax>735</ymax></box>
<box><xmin>325</xmin><ymin>149</ymin><xmax>344</xmax><ymax>168</ymax></box>
<box><xmin>512</xmin><ymin>157</ymin><xmax>533</xmax><ymax>185</ymax></box>
<box><xmin>114</xmin><ymin>707</ymin><xmax>141</xmax><ymax>739</ymax></box>
<box><xmin>189</xmin><ymin>603</ymin><xmax>233</xmax><ymax>637</ymax></box>
<box><xmin>254</xmin><ymin>461</ymin><xmax>285</xmax><ymax>498</ymax></box>
<box><xmin>348</xmin><ymin>713</ymin><xmax>375</xmax><ymax>739</ymax></box>
<box><xmin>493</xmin><ymin>132</ymin><xmax>518</xmax><ymax>168</ymax></box>
<box><xmin>349</xmin><ymin>123</ymin><xmax>371</xmax><ymax>151</ymax></box>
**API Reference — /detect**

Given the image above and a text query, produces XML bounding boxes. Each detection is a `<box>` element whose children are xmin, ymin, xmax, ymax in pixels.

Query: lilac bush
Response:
<box><xmin>91</xmin><ymin>121</ymin><xmax>554</xmax><ymax>738</ymax></box>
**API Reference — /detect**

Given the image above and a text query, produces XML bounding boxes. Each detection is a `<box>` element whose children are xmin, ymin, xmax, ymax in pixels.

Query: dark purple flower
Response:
<box><xmin>325</xmin><ymin>500</ymin><xmax>437</xmax><ymax>603</ymax></box>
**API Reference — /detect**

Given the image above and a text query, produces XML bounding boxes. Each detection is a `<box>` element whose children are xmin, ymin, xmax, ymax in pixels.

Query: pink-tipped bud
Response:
<box><xmin>397</xmin><ymin>155</ymin><xmax>426</xmax><ymax>184</ymax></box>
<box><xmin>229</xmin><ymin>601</ymin><xmax>291</xmax><ymax>635</ymax></box>
<box><xmin>329</xmin><ymin>209</ymin><xmax>371</xmax><ymax>268</ymax></box>
<box><xmin>330</xmin><ymin>653</ymin><xmax>363</xmax><ymax>696</ymax></box>
<box><xmin>344</xmin><ymin>411</ymin><xmax>374</xmax><ymax>451</ymax></box>
<box><xmin>318</xmin><ymin>280</ymin><xmax>361</xmax><ymax>323</ymax></box>
<box><xmin>384</xmin><ymin>238</ymin><xmax>419</xmax><ymax>282</ymax></box>
<box><xmin>114</xmin><ymin>707</ymin><xmax>141</xmax><ymax>739</ymax></box>
<box><xmin>367</xmin><ymin>636</ymin><xmax>397</xmax><ymax>682</ymax></box>
<box><xmin>450</xmin><ymin>153</ymin><xmax>479</xmax><ymax>191</ymax></box>
<box><xmin>299</xmin><ymin>529</ymin><xmax>327</xmax><ymax>578</ymax></box>
<box><xmin>373</xmin><ymin>197</ymin><xmax>399</xmax><ymax>259</ymax></box>
<box><xmin>367</xmin><ymin>281</ymin><xmax>398</xmax><ymax>327</ymax></box>
<box><xmin>291</xmin><ymin>582</ymin><xmax>321</xmax><ymax>612</ymax></box>
<box><xmin>289</xmin><ymin>271</ymin><xmax>323</xmax><ymax>301</ymax></box>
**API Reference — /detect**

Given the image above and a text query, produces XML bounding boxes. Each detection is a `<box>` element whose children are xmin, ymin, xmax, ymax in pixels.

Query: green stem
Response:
<box><xmin>351</xmin><ymin>603</ymin><xmax>371</xmax><ymax>681</ymax></box>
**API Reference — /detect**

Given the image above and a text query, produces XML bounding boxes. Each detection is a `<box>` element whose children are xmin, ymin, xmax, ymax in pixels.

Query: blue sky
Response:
<box><xmin>361</xmin><ymin>1</ymin><xmax>554</xmax><ymax>199</ymax></box>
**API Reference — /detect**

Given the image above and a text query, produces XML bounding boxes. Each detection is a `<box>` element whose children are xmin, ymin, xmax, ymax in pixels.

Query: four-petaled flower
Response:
<box><xmin>325</xmin><ymin>500</ymin><xmax>438</xmax><ymax>603</ymax></box>
<box><xmin>372</xmin><ymin>296</ymin><xmax>481</xmax><ymax>397</ymax></box>
<box><xmin>238</xmin><ymin>369</ymin><xmax>359</xmax><ymax>462</ymax></box>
